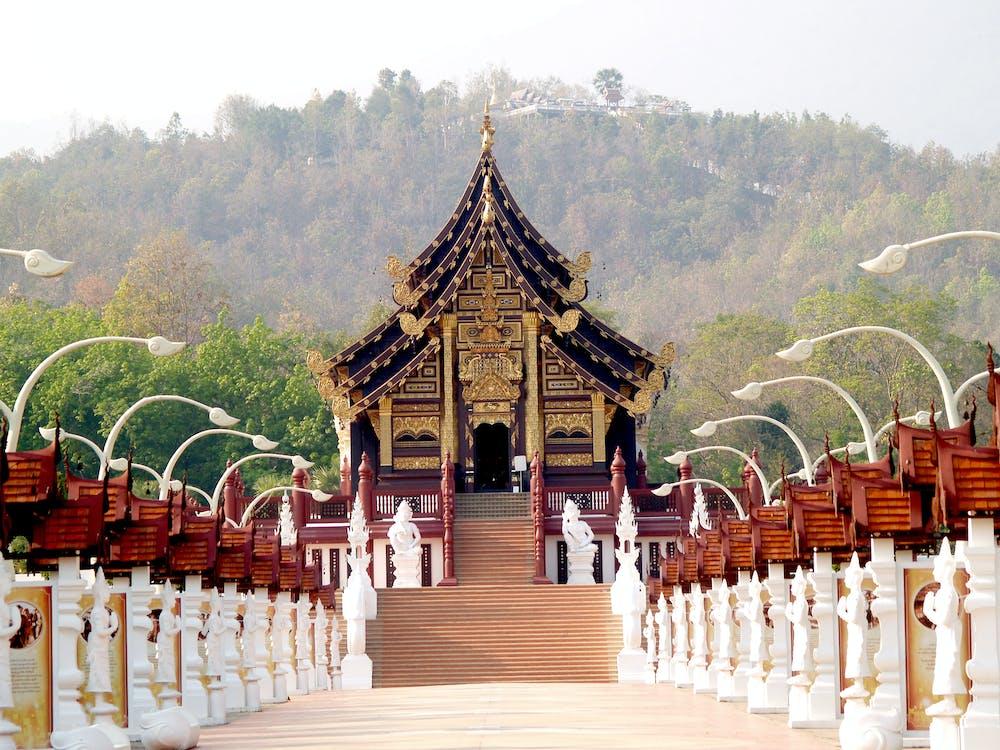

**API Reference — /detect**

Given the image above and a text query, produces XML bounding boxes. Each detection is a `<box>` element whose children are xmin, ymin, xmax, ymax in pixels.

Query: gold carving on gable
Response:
<box><xmin>653</xmin><ymin>341</ymin><xmax>677</xmax><ymax>369</ymax></box>
<box><xmin>386</xmin><ymin>254</ymin><xmax>409</xmax><ymax>281</ymax></box>
<box><xmin>548</xmin><ymin>452</ymin><xmax>593</xmax><ymax>467</ymax></box>
<box><xmin>549</xmin><ymin>309</ymin><xmax>581</xmax><ymax>333</ymax></box>
<box><xmin>393</xmin><ymin>281</ymin><xmax>422</xmax><ymax>308</ymax></box>
<box><xmin>400</xmin><ymin>312</ymin><xmax>431</xmax><ymax>336</ymax></box>
<box><xmin>392</xmin><ymin>416</ymin><xmax>440</xmax><ymax>442</ymax></box>
<box><xmin>393</xmin><ymin>455</ymin><xmax>440</xmax><ymax>471</ymax></box>
<box><xmin>566</xmin><ymin>251</ymin><xmax>592</xmax><ymax>279</ymax></box>
<box><xmin>306</xmin><ymin>349</ymin><xmax>328</xmax><ymax>376</ymax></box>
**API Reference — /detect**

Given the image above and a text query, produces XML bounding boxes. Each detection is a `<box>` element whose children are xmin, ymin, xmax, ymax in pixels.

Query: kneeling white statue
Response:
<box><xmin>387</xmin><ymin>500</ymin><xmax>422</xmax><ymax>588</ymax></box>
<box><xmin>561</xmin><ymin>499</ymin><xmax>597</xmax><ymax>585</ymax></box>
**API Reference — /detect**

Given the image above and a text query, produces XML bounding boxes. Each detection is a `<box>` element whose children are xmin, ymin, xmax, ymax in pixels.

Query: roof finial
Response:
<box><xmin>480</xmin><ymin>100</ymin><xmax>495</xmax><ymax>153</ymax></box>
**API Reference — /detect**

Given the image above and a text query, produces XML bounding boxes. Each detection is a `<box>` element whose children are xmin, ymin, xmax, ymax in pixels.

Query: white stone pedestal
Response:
<box><xmin>616</xmin><ymin>649</ymin><xmax>647</xmax><ymax>685</ymax></box>
<box><xmin>391</xmin><ymin>549</ymin><xmax>422</xmax><ymax>588</ymax></box>
<box><xmin>249</xmin><ymin>589</ymin><xmax>273</xmax><ymax>703</ymax></box>
<box><xmin>807</xmin><ymin>552</ymin><xmax>840</xmax><ymax>726</ymax></box>
<box><xmin>138</xmin><ymin>706</ymin><xmax>201</xmax><ymax>750</ymax></box>
<box><xmin>567</xmin><ymin>549</ymin><xmax>596</xmax><ymax>585</ymax></box>
<box><xmin>53</xmin><ymin>557</ymin><xmax>88</xmax><ymax>733</ymax></box>
<box><xmin>220</xmin><ymin>582</ymin><xmax>245</xmax><ymax>712</ymax></box>
<box><xmin>204</xmin><ymin>677</ymin><xmax>226</xmax><ymax>727</ymax></box>
<box><xmin>179</xmin><ymin>575</ymin><xmax>208</xmax><ymax>724</ymax></box>
<box><xmin>960</xmin><ymin>517</ymin><xmax>1000</xmax><ymax>750</ymax></box>
<box><xmin>126</xmin><ymin>566</ymin><xmax>157</xmax><ymax>736</ymax></box>
<box><xmin>341</xmin><ymin>654</ymin><xmax>373</xmax><ymax>690</ymax></box>
<box><xmin>91</xmin><ymin>697</ymin><xmax>130</xmax><ymax>750</ymax></box>
<box><xmin>760</xmin><ymin>562</ymin><xmax>790</xmax><ymax>712</ymax></box>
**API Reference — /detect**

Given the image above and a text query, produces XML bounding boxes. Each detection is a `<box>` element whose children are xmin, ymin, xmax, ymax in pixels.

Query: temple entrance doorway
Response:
<box><xmin>473</xmin><ymin>423</ymin><xmax>510</xmax><ymax>491</ymax></box>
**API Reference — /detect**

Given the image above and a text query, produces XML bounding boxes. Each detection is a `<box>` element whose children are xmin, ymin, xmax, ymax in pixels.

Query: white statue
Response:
<box><xmin>277</xmin><ymin>493</ymin><xmax>297</xmax><ymax>547</ymax></box>
<box><xmin>295</xmin><ymin>596</ymin><xmax>313</xmax><ymax>693</ymax></box>
<box><xmin>836</xmin><ymin>552</ymin><xmax>871</xmax><ymax>685</ymax></box>
<box><xmin>690</xmin><ymin>585</ymin><xmax>709</xmax><ymax>667</ymax></box>
<box><xmin>562</xmin><ymin>499</ymin><xmax>597</xmax><ymax>585</ymax></box>
<box><xmin>387</xmin><ymin>501</ymin><xmax>422</xmax><ymax>588</ymax></box>
<box><xmin>342</xmin><ymin>495</ymin><xmax>377</xmax><ymax>689</ymax></box>
<box><xmin>655</xmin><ymin>593</ymin><xmax>671</xmax><ymax>682</ymax></box>
<box><xmin>788</xmin><ymin>566</ymin><xmax>815</xmax><ymax>676</ymax></box>
<box><xmin>86</xmin><ymin>568</ymin><xmax>118</xmax><ymax>696</ymax></box>
<box><xmin>689</xmin><ymin>484</ymin><xmax>712</xmax><ymax>538</ymax></box>
<box><xmin>203</xmin><ymin>590</ymin><xmax>226</xmax><ymax>679</ymax></box>
<box><xmin>643</xmin><ymin>610</ymin><xmax>657</xmax><ymax>684</ymax></box>
<box><xmin>313</xmin><ymin>602</ymin><xmax>329</xmax><ymax>691</ymax></box>
<box><xmin>924</xmin><ymin>537</ymin><xmax>965</xmax><ymax>700</ymax></box>
<box><xmin>155</xmin><ymin>580</ymin><xmax>181</xmax><ymax>700</ymax></box>
<box><xmin>741</xmin><ymin>571</ymin><xmax>768</xmax><ymax>675</ymax></box>
<box><xmin>330</xmin><ymin>613</ymin><xmax>343</xmax><ymax>689</ymax></box>
<box><xmin>713</xmin><ymin>581</ymin><xmax>735</xmax><ymax>663</ymax></box>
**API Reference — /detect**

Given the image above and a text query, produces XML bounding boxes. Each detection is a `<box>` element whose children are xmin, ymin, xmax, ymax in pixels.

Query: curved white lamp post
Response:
<box><xmin>0</xmin><ymin>400</ymin><xmax>11</xmax><ymax>426</ymax></box>
<box><xmin>37</xmin><ymin>426</ymin><xmax>104</xmax><ymax>468</ymax></box>
<box><xmin>209</xmin><ymin>453</ymin><xmax>314</xmax><ymax>513</ymax></box>
<box><xmin>691</xmin><ymin>415</ymin><xmax>815</xmax><ymax>484</ymax></box>
<box><xmin>665</xmin><ymin>446</ymin><xmax>772</xmax><ymax>503</ymax></box>
<box><xmin>159</xmin><ymin>430</ymin><xmax>278</xmax><ymax>500</ymax></box>
<box><xmin>651</xmin><ymin>477</ymin><xmax>747</xmax><ymax>520</ymax></box>
<box><xmin>107</xmin><ymin>456</ymin><xmax>164</xmax><ymax>486</ymax></box>
<box><xmin>239</xmin><ymin>486</ymin><xmax>334</xmax><ymax>527</ymax></box>
<box><xmin>859</xmin><ymin>230</ymin><xmax>1000</xmax><ymax>275</ymax></box>
<box><xmin>0</xmin><ymin>247</ymin><xmax>73</xmax><ymax>277</ymax></box>
<box><xmin>732</xmin><ymin>376</ymin><xmax>877</xmax><ymax>462</ymax></box>
<box><xmin>954</xmin><ymin>371</ymin><xmax>990</xmax><ymax>407</ymax></box>
<box><xmin>99</xmin><ymin>395</ymin><xmax>239</xmax><ymax>478</ymax></box>
<box><xmin>776</xmin><ymin>326</ymin><xmax>962</xmax><ymax>428</ymax></box>
<box><xmin>5</xmin><ymin>335</ymin><xmax>185</xmax><ymax>451</ymax></box>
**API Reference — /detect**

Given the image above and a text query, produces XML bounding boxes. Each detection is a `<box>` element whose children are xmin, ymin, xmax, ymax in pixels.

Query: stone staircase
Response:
<box><xmin>346</xmin><ymin>504</ymin><xmax>620</xmax><ymax>687</ymax></box>
<box><xmin>453</xmin><ymin>491</ymin><xmax>531</xmax><ymax>519</ymax></box>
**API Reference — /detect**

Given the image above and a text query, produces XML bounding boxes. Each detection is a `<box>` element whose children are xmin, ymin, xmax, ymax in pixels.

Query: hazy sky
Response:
<box><xmin>2</xmin><ymin>1</ymin><xmax>998</xmax><ymax>158</ymax></box>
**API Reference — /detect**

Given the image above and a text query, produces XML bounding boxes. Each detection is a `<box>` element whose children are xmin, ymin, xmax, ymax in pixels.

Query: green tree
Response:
<box><xmin>592</xmin><ymin>68</ymin><xmax>624</xmax><ymax>106</ymax></box>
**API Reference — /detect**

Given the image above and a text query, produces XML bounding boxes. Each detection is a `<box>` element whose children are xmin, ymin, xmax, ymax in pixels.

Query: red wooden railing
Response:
<box><xmin>438</xmin><ymin>452</ymin><xmax>457</xmax><ymax>586</ymax></box>
<box><xmin>530</xmin><ymin>451</ymin><xmax>551</xmax><ymax>584</ymax></box>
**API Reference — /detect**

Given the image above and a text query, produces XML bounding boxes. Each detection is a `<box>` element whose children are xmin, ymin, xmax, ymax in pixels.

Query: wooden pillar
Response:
<box><xmin>610</xmin><ymin>446</ymin><xmax>626</xmax><ymax>519</ymax></box>
<box><xmin>222</xmin><ymin>459</ymin><xmax>238</xmax><ymax>523</ymax></box>
<box><xmin>438</xmin><ymin>452</ymin><xmax>458</xmax><ymax>586</ymax></box>
<box><xmin>334</xmin><ymin>415</ymin><xmax>351</xmax><ymax>473</ymax></box>
<box><xmin>591</xmin><ymin>392</ymin><xmax>605</xmax><ymax>464</ymax></box>
<box><xmin>523</xmin><ymin>312</ymin><xmax>543</xmax><ymax>460</ymax></box>
<box><xmin>357</xmin><ymin>452</ymin><xmax>375</xmax><ymax>579</ymax></box>
<box><xmin>339</xmin><ymin>454</ymin><xmax>351</xmax><ymax>497</ymax></box>
<box><xmin>530</xmin><ymin>451</ymin><xmax>551</xmax><ymax>584</ymax></box>
<box><xmin>636</xmin><ymin>450</ymin><xmax>647</xmax><ymax>489</ymax></box>
<box><xmin>441</xmin><ymin>314</ymin><xmax>458</xmax><ymax>461</ymax></box>
<box><xmin>291</xmin><ymin>466</ymin><xmax>309</xmax><ymax>530</ymax></box>
<box><xmin>378</xmin><ymin>396</ymin><xmax>392</xmax><ymax>469</ymax></box>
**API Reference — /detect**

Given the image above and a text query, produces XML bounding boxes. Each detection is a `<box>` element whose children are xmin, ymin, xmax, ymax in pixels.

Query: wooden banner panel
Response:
<box><xmin>903</xmin><ymin>566</ymin><xmax>972</xmax><ymax>731</ymax></box>
<box><xmin>77</xmin><ymin>592</ymin><xmax>128</xmax><ymax>727</ymax></box>
<box><xmin>9</xmin><ymin>584</ymin><xmax>52</xmax><ymax>749</ymax></box>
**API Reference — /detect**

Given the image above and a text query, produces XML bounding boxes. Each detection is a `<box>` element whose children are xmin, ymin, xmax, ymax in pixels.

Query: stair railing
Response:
<box><xmin>438</xmin><ymin>452</ymin><xmax>458</xmax><ymax>586</ymax></box>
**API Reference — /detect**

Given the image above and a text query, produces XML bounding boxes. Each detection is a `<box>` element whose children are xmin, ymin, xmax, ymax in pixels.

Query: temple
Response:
<box><xmin>309</xmin><ymin>106</ymin><xmax>673</xmax><ymax>495</ymax></box>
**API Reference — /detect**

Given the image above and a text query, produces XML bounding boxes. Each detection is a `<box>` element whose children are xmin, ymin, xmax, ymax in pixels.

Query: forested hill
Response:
<box><xmin>2</xmin><ymin>70</ymin><xmax>998</xmax><ymax>346</ymax></box>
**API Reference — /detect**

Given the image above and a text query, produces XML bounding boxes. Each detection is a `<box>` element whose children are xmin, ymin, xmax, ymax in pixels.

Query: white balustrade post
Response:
<box><xmin>925</xmin><ymin>538</ymin><xmax>965</xmax><ymax>750</ymax></box>
<box><xmin>730</xmin><ymin>569</ymin><xmax>752</xmax><ymax>700</ymax></box>
<box><xmin>763</xmin><ymin>562</ymin><xmax>790</xmax><ymax>711</ymax></box>
<box><xmin>689</xmin><ymin>582</ymin><xmax>711</xmax><ymax>692</ymax></box>
<box><xmin>313</xmin><ymin>602</ymin><xmax>330</xmax><ymax>691</ymax></box>
<box><xmin>179</xmin><ymin>575</ymin><xmax>208</xmax><ymax>723</ymax></box>
<box><xmin>610</xmin><ymin>489</ymin><xmax>646</xmax><ymax>684</ymax></box>
<box><xmin>787</xmin><ymin>566</ymin><xmax>815</xmax><ymax>726</ymax></box>
<box><xmin>671</xmin><ymin>585</ymin><xmax>691</xmax><ymax>687</ymax></box>
<box><xmin>745</xmin><ymin>571</ymin><xmax>772</xmax><ymax>712</ymax></box>
<box><xmin>126</xmin><ymin>566</ymin><xmax>157</xmax><ymax>731</ymax></box>
<box><xmin>643</xmin><ymin>611</ymin><xmax>657</xmax><ymax>685</ymax></box>
<box><xmin>53</xmin><ymin>557</ymin><xmax>88</xmax><ymax>732</ymax></box>
<box><xmin>330</xmin><ymin>614</ymin><xmax>343</xmax><ymax>690</ymax></box>
<box><xmin>655</xmin><ymin>593</ymin><xmax>672</xmax><ymax>683</ymax></box>
<box><xmin>806</xmin><ymin>551</ymin><xmax>840</xmax><ymax>726</ymax></box>
<box><xmin>219</xmin><ymin>582</ymin><xmax>244</xmax><ymax>711</ymax></box>
<box><xmin>960</xmin><ymin>518</ymin><xmax>1000</xmax><ymax>750</ymax></box>
<box><xmin>341</xmin><ymin>496</ymin><xmax>377</xmax><ymax>690</ymax></box>
<box><xmin>713</xmin><ymin>580</ymin><xmax>737</xmax><ymax>701</ymax></box>
<box><xmin>863</xmin><ymin>537</ymin><xmax>904</xmax><ymax>747</ymax></box>
<box><xmin>240</xmin><ymin>592</ymin><xmax>261</xmax><ymax>713</ymax></box>
<box><xmin>249</xmin><ymin>589</ymin><xmax>273</xmax><ymax>703</ymax></box>
<box><xmin>153</xmin><ymin>580</ymin><xmax>182</xmax><ymax>709</ymax></box>
<box><xmin>271</xmin><ymin>593</ymin><xmax>294</xmax><ymax>700</ymax></box>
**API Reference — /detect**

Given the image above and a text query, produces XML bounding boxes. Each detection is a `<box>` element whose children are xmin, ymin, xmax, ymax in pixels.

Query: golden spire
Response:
<box><xmin>480</xmin><ymin>100</ymin><xmax>495</xmax><ymax>152</ymax></box>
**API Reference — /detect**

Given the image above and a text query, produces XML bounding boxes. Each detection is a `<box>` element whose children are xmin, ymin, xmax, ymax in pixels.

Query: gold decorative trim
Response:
<box><xmin>393</xmin><ymin>416</ymin><xmax>439</xmax><ymax>441</ymax></box>
<box><xmin>393</xmin><ymin>455</ymin><xmax>440</xmax><ymax>471</ymax></box>
<box><xmin>566</xmin><ymin>251</ymin><xmax>592</xmax><ymax>279</ymax></box>
<box><xmin>549</xmin><ymin>309</ymin><xmax>581</xmax><ymax>333</ymax></box>
<box><xmin>548</xmin><ymin>452</ymin><xmax>593</xmax><ymax>467</ymax></box>
<box><xmin>306</xmin><ymin>349</ymin><xmax>328</xmax><ymax>376</ymax></box>
<box><xmin>393</xmin><ymin>281</ymin><xmax>422</xmax><ymax>308</ymax></box>
<box><xmin>400</xmin><ymin>312</ymin><xmax>431</xmax><ymax>336</ymax></box>
<box><xmin>386</xmin><ymin>254</ymin><xmax>409</xmax><ymax>281</ymax></box>
<box><xmin>652</xmin><ymin>341</ymin><xmax>677</xmax><ymax>369</ymax></box>
<box><xmin>544</xmin><ymin>412</ymin><xmax>592</xmax><ymax>438</ymax></box>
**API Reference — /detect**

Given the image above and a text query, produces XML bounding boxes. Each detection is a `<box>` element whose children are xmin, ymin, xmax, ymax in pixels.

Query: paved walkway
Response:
<box><xmin>199</xmin><ymin>683</ymin><xmax>840</xmax><ymax>749</ymax></box>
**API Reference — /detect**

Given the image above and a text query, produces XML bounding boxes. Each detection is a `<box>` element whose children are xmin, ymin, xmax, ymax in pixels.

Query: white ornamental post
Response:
<box><xmin>241</xmin><ymin>592</ymin><xmax>262</xmax><ymax>712</ymax></box>
<box><xmin>153</xmin><ymin>580</ymin><xmax>182</xmax><ymax>708</ymax></box>
<box><xmin>610</xmin><ymin>488</ymin><xmax>647</xmax><ymax>683</ymax></box>
<box><xmin>179</xmin><ymin>575</ymin><xmax>208</xmax><ymax>723</ymax></box>
<box><xmin>330</xmin><ymin>614</ymin><xmax>343</xmax><ymax>690</ymax></box>
<box><xmin>960</xmin><ymin>518</ymin><xmax>1000</xmax><ymax>750</ymax></box>
<box><xmin>689</xmin><ymin>582</ymin><xmax>711</xmax><ymax>692</ymax></box>
<box><xmin>713</xmin><ymin>580</ymin><xmax>737</xmax><ymax>699</ymax></box>
<box><xmin>248</xmin><ymin>589</ymin><xmax>273</xmax><ymax>703</ymax></box>
<box><xmin>53</xmin><ymin>557</ymin><xmax>88</xmax><ymax>732</ymax></box>
<box><xmin>762</xmin><ymin>562</ymin><xmax>790</xmax><ymax>711</ymax></box>
<box><xmin>671</xmin><ymin>585</ymin><xmax>691</xmax><ymax>687</ymax></box>
<box><xmin>643</xmin><ymin>611</ymin><xmax>657</xmax><ymax>684</ymax></box>
<box><xmin>787</xmin><ymin>566</ymin><xmax>815</xmax><ymax>725</ymax></box>
<box><xmin>0</xmin><ymin>553</ymin><xmax>20</xmax><ymax>750</ymax></box>
<box><xmin>924</xmin><ymin>538</ymin><xmax>966</xmax><ymax>750</ymax></box>
<box><xmin>837</xmin><ymin>552</ymin><xmax>873</xmax><ymax>748</ymax></box>
<box><xmin>730</xmin><ymin>569</ymin><xmax>752</xmax><ymax>701</ymax></box>
<box><xmin>201</xmin><ymin>590</ymin><xmax>227</xmax><ymax>726</ymax></box>
<box><xmin>126</xmin><ymin>566</ymin><xmax>157</xmax><ymax>732</ymax></box>
<box><xmin>342</xmin><ymin>494</ymin><xmax>377</xmax><ymax>690</ymax></box>
<box><xmin>744</xmin><ymin>571</ymin><xmax>772</xmax><ymax>712</ymax></box>
<box><xmin>270</xmin><ymin>593</ymin><xmax>294</xmax><ymax>701</ymax></box>
<box><xmin>219</xmin><ymin>582</ymin><xmax>245</xmax><ymax>711</ymax></box>
<box><xmin>807</xmin><ymin>551</ymin><xmax>840</xmax><ymax>725</ymax></box>
<box><xmin>655</xmin><ymin>593</ymin><xmax>672</xmax><ymax>683</ymax></box>
<box><xmin>294</xmin><ymin>596</ymin><xmax>313</xmax><ymax>694</ymax></box>
<box><xmin>313</xmin><ymin>602</ymin><xmax>330</xmax><ymax>691</ymax></box>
